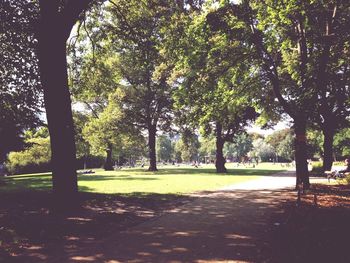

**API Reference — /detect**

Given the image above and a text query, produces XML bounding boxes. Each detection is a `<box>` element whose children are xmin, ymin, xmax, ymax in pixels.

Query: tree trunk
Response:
<box><xmin>322</xmin><ymin>128</ymin><xmax>335</xmax><ymax>172</ymax></box>
<box><xmin>294</xmin><ymin>118</ymin><xmax>310</xmax><ymax>189</ymax></box>
<box><xmin>37</xmin><ymin>25</ymin><xmax>78</xmax><ymax>211</ymax></box>
<box><xmin>148</xmin><ymin>125</ymin><xmax>158</xmax><ymax>171</ymax></box>
<box><xmin>215</xmin><ymin>123</ymin><xmax>227</xmax><ymax>173</ymax></box>
<box><xmin>104</xmin><ymin>144</ymin><xmax>114</xmax><ymax>170</ymax></box>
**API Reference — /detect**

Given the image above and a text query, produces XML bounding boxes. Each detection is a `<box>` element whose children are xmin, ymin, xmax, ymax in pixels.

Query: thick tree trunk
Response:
<box><xmin>37</xmin><ymin>28</ymin><xmax>78</xmax><ymax>210</ymax></box>
<box><xmin>294</xmin><ymin>118</ymin><xmax>310</xmax><ymax>189</ymax></box>
<box><xmin>322</xmin><ymin>128</ymin><xmax>335</xmax><ymax>172</ymax></box>
<box><xmin>104</xmin><ymin>144</ymin><xmax>114</xmax><ymax>171</ymax></box>
<box><xmin>148</xmin><ymin>125</ymin><xmax>158</xmax><ymax>171</ymax></box>
<box><xmin>215</xmin><ymin>123</ymin><xmax>227</xmax><ymax>173</ymax></box>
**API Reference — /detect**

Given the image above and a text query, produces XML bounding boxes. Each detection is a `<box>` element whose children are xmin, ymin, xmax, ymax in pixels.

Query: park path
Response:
<box><xmin>49</xmin><ymin>171</ymin><xmax>327</xmax><ymax>263</ymax></box>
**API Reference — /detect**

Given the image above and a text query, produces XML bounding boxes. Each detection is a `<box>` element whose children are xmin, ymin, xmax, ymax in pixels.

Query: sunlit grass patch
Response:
<box><xmin>0</xmin><ymin>163</ymin><xmax>286</xmax><ymax>195</ymax></box>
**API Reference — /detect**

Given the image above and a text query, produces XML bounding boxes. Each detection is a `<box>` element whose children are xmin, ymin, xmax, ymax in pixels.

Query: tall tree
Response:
<box><xmin>156</xmin><ymin>135</ymin><xmax>174</xmax><ymax>162</ymax></box>
<box><xmin>207</xmin><ymin>0</ymin><xmax>350</xmax><ymax>187</ymax></box>
<box><xmin>170</xmin><ymin>6</ymin><xmax>258</xmax><ymax>173</ymax></box>
<box><xmin>103</xmin><ymin>0</ymin><xmax>176</xmax><ymax>171</ymax></box>
<box><xmin>226</xmin><ymin>133</ymin><xmax>253</xmax><ymax>161</ymax></box>
<box><xmin>35</xmin><ymin>0</ymin><xmax>98</xmax><ymax>209</ymax></box>
<box><xmin>0</xmin><ymin>0</ymin><xmax>42</xmax><ymax>161</ymax></box>
<box><xmin>82</xmin><ymin>89</ymin><xmax>140</xmax><ymax>170</ymax></box>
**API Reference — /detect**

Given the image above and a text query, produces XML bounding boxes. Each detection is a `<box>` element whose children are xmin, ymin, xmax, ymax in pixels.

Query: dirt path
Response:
<box><xmin>61</xmin><ymin>171</ymin><xmax>310</xmax><ymax>263</ymax></box>
<box><xmin>11</xmin><ymin>172</ymin><xmax>328</xmax><ymax>263</ymax></box>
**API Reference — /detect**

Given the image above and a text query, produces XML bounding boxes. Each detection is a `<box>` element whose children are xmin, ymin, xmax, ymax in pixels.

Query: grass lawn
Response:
<box><xmin>0</xmin><ymin>162</ymin><xmax>286</xmax><ymax>195</ymax></box>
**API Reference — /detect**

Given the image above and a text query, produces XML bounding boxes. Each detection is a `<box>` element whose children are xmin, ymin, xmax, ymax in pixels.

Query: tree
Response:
<box><xmin>199</xmin><ymin>136</ymin><xmax>216</xmax><ymax>162</ymax></box>
<box><xmin>170</xmin><ymin>5</ymin><xmax>258</xmax><ymax>173</ymax></box>
<box><xmin>312</xmin><ymin>25</ymin><xmax>350</xmax><ymax>170</ymax></box>
<box><xmin>0</xmin><ymin>0</ymin><xmax>42</xmax><ymax>162</ymax></box>
<box><xmin>266</xmin><ymin>129</ymin><xmax>294</xmax><ymax>162</ymax></box>
<box><xmin>174</xmin><ymin>130</ymin><xmax>200</xmax><ymax>163</ymax></box>
<box><xmin>276</xmin><ymin>133</ymin><xmax>295</xmax><ymax>162</ymax></box>
<box><xmin>6</xmin><ymin>127</ymin><xmax>51</xmax><ymax>175</ymax></box>
<box><xmin>334</xmin><ymin>128</ymin><xmax>350</xmax><ymax>158</ymax></box>
<box><xmin>156</xmin><ymin>135</ymin><xmax>174</xmax><ymax>162</ymax></box>
<box><xmin>73</xmin><ymin>111</ymin><xmax>93</xmax><ymax>169</ymax></box>
<box><xmin>207</xmin><ymin>1</ymin><xmax>350</xmax><ymax>188</ymax></box>
<box><xmin>69</xmin><ymin>38</ymin><xmax>121</xmax><ymax>170</ymax></box>
<box><xmin>226</xmin><ymin>133</ymin><xmax>253</xmax><ymax>161</ymax></box>
<box><xmin>102</xmin><ymin>0</ymin><xmax>176</xmax><ymax>171</ymax></box>
<box><xmin>306</xmin><ymin>129</ymin><xmax>323</xmax><ymax>160</ymax></box>
<box><xmin>250</xmin><ymin>138</ymin><xmax>275</xmax><ymax>162</ymax></box>
<box><xmin>82</xmin><ymin>89</ymin><xmax>136</xmax><ymax>170</ymax></box>
<box><xmin>32</xmin><ymin>0</ymin><xmax>100</xmax><ymax>210</ymax></box>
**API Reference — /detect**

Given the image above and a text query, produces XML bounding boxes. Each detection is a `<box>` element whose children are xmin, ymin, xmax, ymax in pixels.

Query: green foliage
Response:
<box><xmin>6</xmin><ymin>136</ymin><xmax>51</xmax><ymax>175</ymax></box>
<box><xmin>334</xmin><ymin>128</ymin><xmax>350</xmax><ymax>157</ymax></box>
<box><xmin>307</xmin><ymin>129</ymin><xmax>323</xmax><ymax>158</ymax></box>
<box><xmin>156</xmin><ymin>135</ymin><xmax>174</xmax><ymax>162</ymax></box>
<box><xmin>73</xmin><ymin>111</ymin><xmax>91</xmax><ymax>159</ymax></box>
<box><xmin>199</xmin><ymin>136</ymin><xmax>216</xmax><ymax>159</ymax></box>
<box><xmin>174</xmin><ymin>132</ymin><xmax>200</xmax><ymax>163</ymax></box>
<box><xmin>170</xmin><ymin>7</ymin><xmax>258</xmax><ymax>142</ymax></box>
<box><xmin>276</xmin><ymin>133</ymin><xmax>295</xmax><ymax>161</ymax></box>
<box><xmin>225</xmin><ymin>133</ymin><xmax>253</xmax><ymax>160</ymax></box>
<box><xmin>266</xmin><ymin>129</ymin><xmax>295</xmax><ymax>161</ymax></box>
<box><xmin>102</xmin><ymin>0</ymin><xmax>175</xmax><ymax>132</ymax></box>
<box><xmin>0</xmin><ymin>0</ymin><xmax>42</xmax><ymax>161</ymax></box>
<box><xmin>250</xmin><ymin>138</ymin><xmax>275</xmax><ymax>162</ymax></box>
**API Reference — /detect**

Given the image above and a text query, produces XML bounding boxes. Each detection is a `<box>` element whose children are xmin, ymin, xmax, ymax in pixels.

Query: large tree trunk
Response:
<box><xmin>104</xmin><ymin>144</ymin><xmax>114</xmax><ymax>171</ymax></box>
<box><xmin>322</xmin><ymin>127</ymin><xmax>335</xmax><ymax>172</ymax></box>
<box><xmin>37</xmin><ymin>24</ymin><xmax>78</xmax><ymax>210</ymax></box>
<box><xmin>294</xmin><ymin>118</ymin><xmax>310</xmax><ymax>189</ymax></box>
<box><xmin>215</xmin><ymin>123</ymin><xmax>227</xmax><ymax>173</ymax></box>
<box><xmin>148</xmin><ymin>124</ymin><xmax>158</xmax><ymax>171</ymax></box>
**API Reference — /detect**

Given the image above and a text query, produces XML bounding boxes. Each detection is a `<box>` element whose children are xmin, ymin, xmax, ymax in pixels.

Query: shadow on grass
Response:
<box><xmin>0</xmin><ymin>189</ymin><xmax>191</xmax><ymax>263</ymax></box>
<box><xmin>0</xmin><ymin>187</ymin><xmax>303</xmax><ymax>263</ymax></box>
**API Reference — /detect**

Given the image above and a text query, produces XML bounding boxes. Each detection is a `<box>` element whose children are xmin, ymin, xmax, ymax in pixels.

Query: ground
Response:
<box><xmin>1</xmin><ymin>165</ymin><xmax>350</xmax><ymax>262</ymax></box>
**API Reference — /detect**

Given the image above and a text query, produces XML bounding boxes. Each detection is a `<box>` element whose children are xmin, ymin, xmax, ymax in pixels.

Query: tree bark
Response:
<box><xmin>148</xmin><ymin>124</ymin><xmax>158</xmax><ymax>171</ymax></box>
<box><xmin>322</xmin><ymin>128</ymin><xmax>335</xmax><ymax>172</ymax></box>
<box><xmin>215</xmin><ymin>123</ymin><xmax>227</xmax><ymax>173</ymax></box>
<box><xmin>104</xmin><ymin>144</ymin><xmax>114</xmax><ymax>170</ymax></box>
<box><xmin>294</xmin><ymin>118</ymin><xmax>310</xmax><ymax>189</ymax></box>
<box><xmin>37</xmin><ymin>22</ymin><xmax>78</xmax><ymax>211</ymax></box>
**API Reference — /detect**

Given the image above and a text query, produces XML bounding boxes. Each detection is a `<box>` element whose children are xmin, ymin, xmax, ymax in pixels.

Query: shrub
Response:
<box><xmin>6</xmin><ymin>138</ymin><xmax>51</xmax><ymax>175</ymax></box>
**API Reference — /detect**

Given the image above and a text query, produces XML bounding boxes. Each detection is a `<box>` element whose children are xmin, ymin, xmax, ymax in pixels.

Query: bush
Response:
<box><xmin>6</xmin><ymin>138</ymin><xmax>51</xmax><ymax>175</ymax></box>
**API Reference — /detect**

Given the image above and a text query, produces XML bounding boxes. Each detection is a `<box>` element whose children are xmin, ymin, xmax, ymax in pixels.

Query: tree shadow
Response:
<box><xmin>0</xmin><ymin>189</ymin><xmax>192</xmax><ymax>263</ymax></box>
<box><xmin>1</xmin><ymin>187</ymin><xmax>299</xmax><ymax>263</ymax></box>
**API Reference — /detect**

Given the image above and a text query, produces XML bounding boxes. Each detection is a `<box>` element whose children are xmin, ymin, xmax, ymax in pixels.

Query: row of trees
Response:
<box><xmin>1</xmin><ymin>0</ymin><xmax>349</xmax><ymax>210</ymax></box>
<box><xmin>6</xmin><ymin>124</ymin><xmax>350</xmax><ymax>175</ymax></box>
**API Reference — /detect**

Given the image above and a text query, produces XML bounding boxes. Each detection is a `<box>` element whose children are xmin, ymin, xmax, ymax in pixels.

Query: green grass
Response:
<box><xmin>0</xmin><ymin>163</ymin><xmax>286</xmax><ymax>195</ymax></box>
